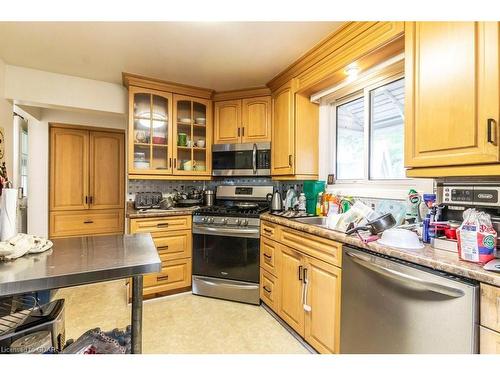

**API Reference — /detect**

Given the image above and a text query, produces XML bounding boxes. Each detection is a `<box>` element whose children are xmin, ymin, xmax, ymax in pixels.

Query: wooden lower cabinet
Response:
<box><xmin>480</xmin><ymin>326</ymin><xmax>500</xmax><ymax>354</ymax></box>
<box><xmin>50</xmin><ymin>209</ymin><xmax>124</xmax><ymax>238</ymax></box>
<box><xmin>259</xmin><ymin>222</ymin><xmax>342</xmax><ymax>354</ymax></box>
<box><xmin>304</xmin><ymin>256</ymin><xmax>342</xmax><ymax>354</ymax></box>
<box><xmin>129</xmin><ymin>216</ymin><xmax>192</xmax><ymax>298</ymax></box>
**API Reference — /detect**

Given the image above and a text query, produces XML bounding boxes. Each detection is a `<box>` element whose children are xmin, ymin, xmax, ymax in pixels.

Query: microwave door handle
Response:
<box><xmin>345</xmin><ymin>251</ymin><xmax>465</xmax><ymax>298</ymax></box>
<box><xmin>252</xmin><ymin>143</ymin><xmax>257</xmax><ymax>174</ymax></box>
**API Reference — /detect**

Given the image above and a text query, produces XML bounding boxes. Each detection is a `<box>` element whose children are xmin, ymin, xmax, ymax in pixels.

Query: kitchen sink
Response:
<box><xmin>293</xmin><ymin>216</ymin><xmax>330</xmax><ymax>227</ymax></box>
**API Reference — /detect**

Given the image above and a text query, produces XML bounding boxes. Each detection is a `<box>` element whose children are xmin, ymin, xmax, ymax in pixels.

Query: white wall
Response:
<box><xmin>0</xmin><ymin>58</ymin><xmax>14</xmax><ymax>179</ymax></box>
<box><xmin>4</xmin><ymin>65</ymin><xmax>127</xmax><ymax>115</ymax></box>
<box><xmin>27</xmin><ymin>108</ymin><xmax>125</xmax><ymax>237</ymax></box>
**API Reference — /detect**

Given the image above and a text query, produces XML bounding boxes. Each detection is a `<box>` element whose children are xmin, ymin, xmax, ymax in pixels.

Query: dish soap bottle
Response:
<box><xmin>316</xmin><ymin>192</ymin><xmax>323</xmax><ymax>216</ymax></box>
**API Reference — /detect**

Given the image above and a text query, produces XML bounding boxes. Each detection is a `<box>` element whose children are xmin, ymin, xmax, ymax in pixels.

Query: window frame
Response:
<box><xmin>326</xmin><ymin>64</ymin><xmax>406</xmax><ymax>184</ymax></box>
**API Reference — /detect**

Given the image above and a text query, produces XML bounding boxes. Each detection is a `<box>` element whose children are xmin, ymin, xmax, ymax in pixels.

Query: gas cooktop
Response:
<box><xmin>194</xmin><ymin>205</ymin><xmax>269</xmax><ymax>218</ymax></box>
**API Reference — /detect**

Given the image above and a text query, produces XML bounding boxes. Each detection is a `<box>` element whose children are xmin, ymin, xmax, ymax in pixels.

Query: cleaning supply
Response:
<box><xmin>422</xmin><ymin>214</ymin><xmax>431</xmax><ymax>243</ymax></box>
<box><xmin>316</xmin><ymin>192</ymin><xmax>323</xmax><ymax>216</ymax></box>
<box><xmin>304</xmin><ymin>180</ymin><xmax>325</xmax><ymax>215</ymax></box>
<box><xmin>298</xmin><ymin>193</ymin><xmax>306</xmax><ymax>212</ymax></box>
<box><xmin>405</xmin><ymin>189</ymin><xmax>421</xmax><ymax>223</ymax></box>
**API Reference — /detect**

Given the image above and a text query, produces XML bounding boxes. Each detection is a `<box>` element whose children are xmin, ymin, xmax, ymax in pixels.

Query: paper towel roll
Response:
<box><xmin>0</xmin><ymin>188</ymin><xmax>18</xmax><ymax>241</ymax></box>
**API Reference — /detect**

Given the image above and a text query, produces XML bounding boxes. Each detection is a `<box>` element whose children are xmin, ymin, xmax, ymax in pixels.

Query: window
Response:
<box><xmin>333</xmin><ymin>77</ymin><xmax>405</xmax><ymax>181</ymax></box>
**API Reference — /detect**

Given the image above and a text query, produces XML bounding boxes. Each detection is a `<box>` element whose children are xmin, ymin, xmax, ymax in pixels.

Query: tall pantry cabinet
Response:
<box><xmin>49</xmin><ymin>124</ymin><xmax>125</xmax><ymax>238</ymax></box>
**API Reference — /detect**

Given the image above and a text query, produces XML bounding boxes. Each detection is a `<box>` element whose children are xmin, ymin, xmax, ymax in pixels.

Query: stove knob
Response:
<box><xmin>241</xmin><ymin>219</ymin><xmax>248</xmax><ymax>227</ymax></box>
<box><xmin>208</xmin><ymin>217</ymin><xmax>214</xmax><ymax>224</ymax></box>
<box><xmin>201</xmin><ymin>217</ymin><xmax>207</xmax><ymax>223</ymax></box>
<box><xmin>221</xmin><ymin>218</ymin><xmax>228</xmax><ymax>225</ymax></box>
<box><xmin>235</xmin><ymin>218</ymin><xmax>241</xmax><ymax>226</ymax></box>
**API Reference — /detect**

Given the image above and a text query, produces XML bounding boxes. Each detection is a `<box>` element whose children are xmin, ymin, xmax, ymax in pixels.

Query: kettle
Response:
<box><xmin>266</xmin><ymin>191</ymin><xmax>283</xmax><ymax>213</ymax></box>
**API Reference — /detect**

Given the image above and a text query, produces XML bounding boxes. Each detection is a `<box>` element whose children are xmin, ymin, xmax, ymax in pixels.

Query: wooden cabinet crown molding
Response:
<box><xmin>266</xmin><ymin>21</ymin><xmax>404</xmax><ymax>93</ymax></box>
<box><xmin>212</xmin><ymin>86</ymin><xmax>271</xmax><ymax>101</ymax></box>
<box><xmin>122</xmin><ymin>72</ymin><xmax>214</xmax><ymax>99</ymax></box>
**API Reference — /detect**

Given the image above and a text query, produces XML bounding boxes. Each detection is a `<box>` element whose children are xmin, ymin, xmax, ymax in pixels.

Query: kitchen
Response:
<box><xmin>0</xmin><ymin>2</ymin><xmax>499</xmax><ymax>370</ymax></box>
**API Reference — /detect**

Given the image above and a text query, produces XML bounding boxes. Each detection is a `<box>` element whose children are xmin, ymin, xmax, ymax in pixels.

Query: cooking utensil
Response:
<box><xmin>267</xmin><ymin>191</ymin><xmax>283</xmax><ymax>213</ymax></box>
<box><xmin>203</xmin><ymin>190</ymin><xmax>215</xmax><ymax>207</ymax></box>
<box><xmin>235</xmin><ymin>202</ymin><xmax>259</xmax><ymax>210</ymax></box>
<box><xmin>345</xmin><ymin>213</ymin><xmax>396</xmax><ymax>235</ymax></box>
<box><xmin>175</xmin><ymin>198</ymin><xmax>202</xmax><ymax>207</ymax></box>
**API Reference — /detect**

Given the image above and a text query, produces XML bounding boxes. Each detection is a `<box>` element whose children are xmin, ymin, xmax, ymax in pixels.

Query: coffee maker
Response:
<box><xmin>437</xmin><ymin>180</ymin><xmax>500</xmax><ymax>256</ymax></box>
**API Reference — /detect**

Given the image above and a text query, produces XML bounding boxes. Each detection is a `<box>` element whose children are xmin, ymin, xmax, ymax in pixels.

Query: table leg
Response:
<box><xmin>131</xmin><ymin>275</ymin><xmax>143</xmax><ymax>354</ymax></box>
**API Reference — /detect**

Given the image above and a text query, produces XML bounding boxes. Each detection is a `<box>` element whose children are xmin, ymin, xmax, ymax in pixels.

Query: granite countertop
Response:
<box><xmin>126</xmin><ymin>205</ymin><xmax>201</xmax><ymax>218</ymax></box>
<box><xmin>261</xmin><ymin>212</ymin><xmax>500</xmax><ymax>287</ymax></box>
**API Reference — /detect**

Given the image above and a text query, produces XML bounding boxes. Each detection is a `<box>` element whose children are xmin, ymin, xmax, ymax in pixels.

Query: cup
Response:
<box><xmin>196</xmin><ymin>139</ymin><xmax>206</xmax><ymax>148</ymax></box>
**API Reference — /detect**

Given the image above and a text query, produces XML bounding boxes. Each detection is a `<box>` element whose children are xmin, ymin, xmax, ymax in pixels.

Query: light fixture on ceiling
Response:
<box><xmin>344</xmin><ymin>64</ymin><xmax>360</xmax><ymax>81</ymax></box>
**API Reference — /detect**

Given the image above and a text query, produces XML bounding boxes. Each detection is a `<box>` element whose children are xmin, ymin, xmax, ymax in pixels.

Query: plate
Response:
<box><xmin>376</xmin><ymin>239</ymin><xmax>425</xmax><ymax>250</ymax></box>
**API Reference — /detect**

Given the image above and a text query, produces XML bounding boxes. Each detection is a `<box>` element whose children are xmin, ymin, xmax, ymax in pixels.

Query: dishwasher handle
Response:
<box><xmin>345</xmin><ymin>251</ymin><xmax>465</xmax><ymax>298</ymax></box>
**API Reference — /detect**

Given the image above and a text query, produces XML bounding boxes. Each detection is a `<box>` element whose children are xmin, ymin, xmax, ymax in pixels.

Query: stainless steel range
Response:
<box><xmin>192</xmin><ymin>185</ymin><xmax>273</xmax><ymax>305</ymax></box>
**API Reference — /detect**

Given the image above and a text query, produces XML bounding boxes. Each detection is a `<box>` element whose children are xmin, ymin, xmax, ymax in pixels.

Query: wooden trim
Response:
<box><xmin>267</xmin><ymin>22</ymin><xmax>404</xmax><ymax>92</ymax></box>
<box><xmin>128</xmin><ymin>174</ymin><xmax>212</xmax><ymax>181</ymax></box>
<box><xmin>123</xmin><ymin>72</ymin><xmax>214</xmax><ymax>99</ymax></box>
<box><xmin>272</xmin><ymin>175</ymin><xmax>319</xmax><ymax>181</ymax></box>
<box><xmin>213</xmin><ymin>86</ymin><xmax>271</xmax><ymax>101</ymax></box>
<box><xmin>406</xmin><ymin>164</ymin><xmax>500</xmax><ymax>178</ymax></box>
<box><xmin>49</xmin><ymin>122</ymin><xmax>125</xmax><ymax>134</ymax></box>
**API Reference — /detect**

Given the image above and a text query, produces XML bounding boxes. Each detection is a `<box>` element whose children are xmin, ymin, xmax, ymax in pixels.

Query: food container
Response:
<box><xmin>377</xmin><ymin>228</ymin><xmax>424</xmax><ymax>250</ymax></box>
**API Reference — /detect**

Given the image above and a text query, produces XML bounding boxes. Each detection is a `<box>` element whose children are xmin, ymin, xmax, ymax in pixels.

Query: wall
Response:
<box><xmin>0</xmin><ymin>58</ymin><xmax>13</xmax><ymax>179</ymax></box>
<box><xmin>28</xmin><ymin>109</ymin><xmax>125</xmax><ymax>237</ymax></box>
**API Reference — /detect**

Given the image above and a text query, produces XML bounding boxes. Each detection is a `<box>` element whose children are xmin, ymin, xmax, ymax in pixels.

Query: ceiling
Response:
<box><xmin>0</xmin><ymin>22</ymin><xmax>342</xmax><ymax>91</ymax></box>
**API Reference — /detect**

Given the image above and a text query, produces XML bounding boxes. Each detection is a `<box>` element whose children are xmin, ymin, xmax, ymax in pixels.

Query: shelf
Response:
<box><xmin>176</xmin><ymin>146</ymin><xmax>207</xmax><ymax>151</ymax></box>
<box><xmin>152</xmin><ymin>143</ymin><xmax>168</xmax><ymax>147</ymax></box>
<box><xmin>177</xmin><ymin>122</ymin><xmax>206</xmax><ymax>128</ymax></box>
<box><xmin>134</xmin><ymin>142</ymin><xmax>151</xmax><ymax>147</ymax></box>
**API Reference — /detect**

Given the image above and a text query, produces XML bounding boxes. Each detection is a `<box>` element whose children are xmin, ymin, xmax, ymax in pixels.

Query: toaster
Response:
<box><xmin>134</xmin><ymin>192</ymin><xmax>163</xmax><ymax>210</ymax></box>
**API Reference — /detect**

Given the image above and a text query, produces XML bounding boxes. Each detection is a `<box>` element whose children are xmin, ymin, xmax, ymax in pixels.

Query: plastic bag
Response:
<box><xmin>457</xmin><ymin>208</ymin><xmax>497</xmax><ymax>264</ymax></box>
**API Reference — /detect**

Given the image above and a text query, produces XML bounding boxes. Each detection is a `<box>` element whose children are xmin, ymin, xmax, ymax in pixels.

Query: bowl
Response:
<box><xmin>377</xmin><ymin>228</ymin><xmax>424</xmax><ymax>250</ymax></box>
<box><xmin>179</xmin><ymin>118</ymin><xmax>191</xmax><ymax>124</ymax></box>
<box><xmin>195</xmin><ymin>117</ymin><xmax>206</xmax><ymax>125</ymax></box>
<box><xmin>196</xmin><ymin>139</ymin><xmax>206</xmax><ymax>148</ymax></box>
<box><xmin>134</xmin><ymin>161</ymin><xmax>150</xmax><ymax>169</ymax></box>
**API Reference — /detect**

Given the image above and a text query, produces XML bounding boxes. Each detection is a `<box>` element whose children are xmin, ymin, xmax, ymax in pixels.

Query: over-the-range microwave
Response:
<box><xmin>212</xmin><ymin>142</ymin><xmax>271</xmax><ymax>176</ymax></box>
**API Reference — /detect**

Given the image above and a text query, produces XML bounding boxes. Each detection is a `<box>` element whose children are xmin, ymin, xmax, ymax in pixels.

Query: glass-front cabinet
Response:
<box><xmin>173</xmin><ymin>95</ymin><xmax>212</xmax><ymax>176</ymax></box>
<box><xmin>128</xmin><ymin>87</ymin><xmax>212</xmax><ymax>177</ymax></box>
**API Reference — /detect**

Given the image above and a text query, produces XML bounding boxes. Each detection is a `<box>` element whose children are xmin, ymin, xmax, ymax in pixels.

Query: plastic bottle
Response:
<box><xmin>316</xmin><ymin>192</ymin><xmax>323</xmax><ymax>216</ymax></box>
<box><xmin>298</xmin><ymin>193</ymin><xmax>306</xmax><ymax>212</ymax></box>
<box><xmin>405</xmin><ymin>189</ymin><xmax>421</xmax><ymax>223</ymax></box>
<box><xmin>422</xmin><ymin>214</ymin><xmax>431</xmax><ymax>243</ymax></box>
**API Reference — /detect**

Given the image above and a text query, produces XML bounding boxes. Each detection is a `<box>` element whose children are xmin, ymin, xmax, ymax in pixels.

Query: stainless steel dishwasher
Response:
<box><xmin>340</xmin><ymin>246</ymin><xmax>479</xmax><ymax>354</ymax></box>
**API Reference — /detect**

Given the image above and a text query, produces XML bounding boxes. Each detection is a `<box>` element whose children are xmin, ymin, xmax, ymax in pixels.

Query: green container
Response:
<box><xmin>177</xmin><ymin>133</ymin><xmax>187</xmax><ymax>146</ymax></box>
<box><xmin>303</xmin><ymin>180</ymin><xmax>325</xmax><ymax>215</ymax></box>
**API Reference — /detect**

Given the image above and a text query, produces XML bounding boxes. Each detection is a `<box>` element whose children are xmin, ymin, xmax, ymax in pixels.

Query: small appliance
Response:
<box><xmin>212</xmin><ymin>142</ymin><xmax>271</xmax><ymax>176</ymax></box>
<box><xmin>267</xmin><ymin>190</ymin><xmax>283</xmax><ymax>213</ymax></box>
<box><xmin>134</xmin><ymin>192</ymin><xmax>163</xmax><ymax>210</ymax></box>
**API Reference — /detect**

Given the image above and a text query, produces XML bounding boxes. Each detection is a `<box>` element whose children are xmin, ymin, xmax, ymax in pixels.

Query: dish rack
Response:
<box><xmin>0</xmin><ymin>295</ymin><xmax>38</xmax><ymax>338</ymax></box>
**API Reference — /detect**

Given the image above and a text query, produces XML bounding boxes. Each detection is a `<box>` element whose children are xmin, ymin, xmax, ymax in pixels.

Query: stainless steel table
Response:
<box><xmin>0</xmin><ymin>233</ymin><xmax>161</xmax><ymax>354</ymax></box>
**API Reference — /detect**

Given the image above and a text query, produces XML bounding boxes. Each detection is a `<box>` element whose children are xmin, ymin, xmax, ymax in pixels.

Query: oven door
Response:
<box><xmin>212</xmin><ymin>142</ymin><xmax>270</xmax><ymax>176</ymax></box>
<box><xmin>192</xmin><ymin>225</ymin><xmax>260</xmax><ymax>283</ymax></box>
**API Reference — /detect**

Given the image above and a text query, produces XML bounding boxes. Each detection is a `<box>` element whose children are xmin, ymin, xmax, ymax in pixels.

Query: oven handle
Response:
<box><xmin>192</xmin><ymin>225</ymin><xmax>260</xmax><ymax>239</ymax></box>
<box><xmin>196</xmin><ymin>278</ymin><xmax>258</xmax><ymax>290</ymax></box>
<box><xmin>252</xmin><ymin>143</ymin><xmax>257</xmax><ymax>175</ymax></box>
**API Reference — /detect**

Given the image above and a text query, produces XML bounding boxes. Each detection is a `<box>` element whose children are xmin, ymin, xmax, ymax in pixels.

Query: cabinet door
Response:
<box><xmin>89</xmin><ymin>131</ymin><xmax>125</xmax><ymax>209</ymax></box>
<box><xmin>241</xmin><ymin>96</ymin><xmax>271</xmax><ymax>143</ymax></box>
<box><xmin>303</xmin><ymin>256</ymin><xmax>341</xmax><ymax>354</ymax></box>
<box><xmin>405</xmin><ymin>22</ymin><xmax>500</xmax><ymax>168</ymax></box>
<box><xmin>272</xmin><ymin>81</ymin><xmax>295</xmax><ymax>175</ymax></box>
<box><xmin>278</xmin><ymin>245</ymin><xmax>304</xmax><ymax>335</ymax></box>
<box><xmin>50</xmin><ymin>126</ymin><xmax>89</xmax><ymax>211</ymax></box>
<box><xmin>214</xmin><ymin>100</ymin><xmax>241</xmax><ymax>144</ymax></box>
<box><xmin>173</xmin><ymin>95</ymin><xmax>212</xmax><ymax>175</ymax></box>
<box><xmin>128</xmin><ymin>87</ymin><xmax>173</xmax><ymax>175</ymax></box>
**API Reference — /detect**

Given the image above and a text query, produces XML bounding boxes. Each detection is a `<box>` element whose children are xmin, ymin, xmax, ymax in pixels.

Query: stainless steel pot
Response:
<box><xmin>203</xmin><ymin>190</ymin><xmax>215</xmax><ymax>207</ymax></box>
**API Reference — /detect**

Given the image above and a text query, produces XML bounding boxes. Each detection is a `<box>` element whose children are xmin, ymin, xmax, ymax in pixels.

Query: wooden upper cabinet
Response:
<box><xmin>304</xmin><ymin>256</ymin><xmax>341</xmax><ymax>354</ymax></box>
<box><xmin>214</xmin><ymin>100</ymin><xmax>241</xmax><ymax>144</ymax></box>
<box><xmin>271</xmin><ymin>81</ymin><xmax>295</xmax><ymax>176</ymax></box>
<box><xmin>89</xmin><ymin>131</ymin><xmax>125</xmax><ymax>209</ymax></box>
<box><xmin>241</xmin><ymin>96</ymin><xmax>272</xmax><ymax>143</ymax></box>
<box><xmin>50</xmin><ymin>127</ymin><xmax>89</xmax><ymax>211</ymax></box>
<box><xmin>405</xmin><ymin>22</ymin><xmax>500</xmax><ymax>168</ymax></box>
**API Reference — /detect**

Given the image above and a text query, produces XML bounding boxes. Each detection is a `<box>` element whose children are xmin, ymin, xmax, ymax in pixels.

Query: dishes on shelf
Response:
<box><xmin>134</xmin><ymin>161</ymin><xmax>150</xmax><ymax>169</ymax></box>
<box><xmin>152</xmin><ymin>136</ymin><xmax>167</xmax><ymax>145</ymax></box>
<box><xmin>196</xmin><ymin>139</ymin><xmax>206</xmax><ymax>148</ymax></box>
<box><xmin>195</xmin><ymin>117</ymin><xmax>206</xmax><ymax>125</ymax></box>
<box><xmin>178</xmin><ymin>118</ymin><xmax>191</xmax><ymax>124</ymax></box>
<box><xmin>134</xmin><ymin>130</ymin><xmax>149</xmax><ymax>143</ymax></box>
<box><xmin>183</xmin><ymin>160</ymin><xmax>194</xmax><ymax>171</ymax></box>
<box><xmin>177</xmin><ymin>133</ymin><xmax>187</xmax><ymax>147</ymax></box>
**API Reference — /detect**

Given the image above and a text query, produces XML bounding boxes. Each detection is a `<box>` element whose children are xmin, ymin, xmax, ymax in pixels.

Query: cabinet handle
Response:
<box><xmin>263</xmin><ymin>285</ymin><xmax>271</xmax><ymax>293</ymax></box>
<box><xmin>242</xmin><ymin>127</ymin><xmax>245</xmax><ymax>137</ymax></box>
<box><xmin>83</xmin><ymin>220</ymin><xmax>94</xmax><ymax>224</ymax></box>
<box><xmin>157</xmin><ymin>223</ymin><xmax>169</xmax><ymax>228</ymax></box>
<box><xmin>237</xmin><ymin>127</ymin><xmax>240</xmax><ymax>137</ymax></box>
<box><xmin>169</xmin><ymin>158</ymin><xmax>172</xmax><ymax>168</ymax></box>
<box><xmin>487</xmin><ymin>118</ymin><xmax>497</xmax><ymax>145</ymax></box>
<box><xmin>288</xmin><ymin>154</ymin><xmax>293</xmax><ymax>167</ymax></box>
<box><xmin>157</xmin><ymin>245</ymin><xmax>169</xmax><ymax>251</ymax></box>
<box><xmin>298</xmin><ymin>265</ymin><xmax>303</xmax><ymax>281</ymax></box>
<box><xmin>89</xmin><ymin>196</ymin><xmax>93</xmax><ymax>204</ymax></box>
<box><xmin>85</xmin><ymin>196</ymin><xmax>88</xmax><ymax>204</ymax></box>
<box><xmin>157</xmin><ymin>275</ymin><xmax>169</xmax><ymax>281</ymax></box>
<box><xmin>263</xmin><ymin>253</ymin><xmax>272</xmax><ymax>260</ymax></box>
<box><xmin>303</xmin><ymin>268</ymin><xmax>308</xmax><ymax>284</ymax></box>
<box><xmin>174</xmin><ymin>158</ymin><xmax>177</xmax><ymax>168</ymax></box>
<box><xmin>263</xmin><ymin>228</ymin><xmax>272</xmax><ymax>233</ymax></box>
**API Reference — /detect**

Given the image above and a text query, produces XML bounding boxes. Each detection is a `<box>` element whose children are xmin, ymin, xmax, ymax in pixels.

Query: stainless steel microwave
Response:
<box><xmin>212</xmin><ymin>142</ymin><xmax>271</xmax><ymax>176</ymax></box>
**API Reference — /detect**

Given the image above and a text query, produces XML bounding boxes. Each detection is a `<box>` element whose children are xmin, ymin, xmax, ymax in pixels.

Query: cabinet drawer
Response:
<box><xmin>130</xmin><ymin>216</ymin><xmax>191</xmax><ymax>233</ymax></box>
<box><xmin>279</xmin><ymin>226</ymin><xmax>342</xmax><ymax>267</ymax></box>
<box><xmin>260</xmin><ymin>269</ymin><xmax>279</xmax><ymax>313</ymax></box>
<box><xmin>480</xmin><ymin>326</ymin><xmax>500</xmax><ymax>354</ymax></box>
<box><xmin>261</xmin><ymin>220</ymin><xmax>278</xmax><ymax>240</ymax></box>
<box><xmin>143</xmin><ymin>258</ymin><xmax>192</xmax><ymax>291</ymax></box>
<box><xmin>480</xmin><ymin>283</ymin><xmax>500</xmax><ymax>332</ymax></box>
<box><xmin>152</xmin><ymin>230</ymin><xmax>192</xmax><ymax>261</ymax></box>
<box><xmin>50</xmin><ymin>209</ymin><xmax>124</xmax><ymax>238</ymax></box>
<box><xmin>260</xmin><ymin>237</ymin><xmax>279</xmax><ymax>275</ymax></box>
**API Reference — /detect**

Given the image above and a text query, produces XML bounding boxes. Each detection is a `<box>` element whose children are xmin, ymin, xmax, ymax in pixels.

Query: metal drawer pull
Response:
<box><xmin>157</xmin><ymin>223</ymin><xmax>169</xmax><ymax>228</ymax></box>
<box><xmin>157</xmin><ymin>275</ymin><xmax>169</xmax><ymax>281</ymax></box>
<box><xmin>345</xmin><ymin>251</ymin><xmax>465</xmax><ymax>298</ymax></box>
<box><xmin>157</xmin><ymin>246</ymin><xmax>169</xmax><ymax>251</ymax></box>
<box><xmin>263</xmin><ymin>253</ymin><xmax>272</xmax><ymax>259</ymax></box>
<box><xmin>487</xmin><ymin>118</ymin><xmax>497</xmax><ymax>145</ymax></box>
<box><xmin>263</xmin><ymin>285</ymin><xmax>272</xmax><ymax>293</ymax></box>
<box><xmin>263</xmin><ymin>228</ymin><xmax>272</xmax><ymax>233</ymax></box>
<box><xmin>298</xmin><ymin>265</ymin><xmax>303</xmax><ymax>281</ymax></box>
<box><xmin>83</xmin><ymin>220</ymin><xmax>94</xmax><ymax>224</ymax></box>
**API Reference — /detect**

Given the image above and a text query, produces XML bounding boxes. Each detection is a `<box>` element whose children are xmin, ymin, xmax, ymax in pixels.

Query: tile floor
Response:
<box><xmin>54</xmin><ymin>280</ymin><xmax>309</xmax><ymax>354</ymax></box>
